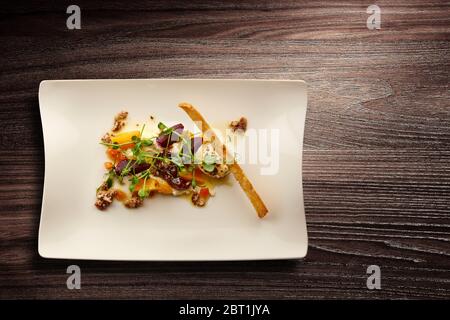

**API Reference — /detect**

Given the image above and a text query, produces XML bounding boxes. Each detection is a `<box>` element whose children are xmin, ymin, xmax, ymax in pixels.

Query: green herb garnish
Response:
<box><xmin>202</xmin><ymin>163</ymin><xmax>215</xmax><ymax>172</ymax></box>
<box><xmin>158</xmin><ymin>122</ymin><xmax>168</xmax><ymax>131</ymax></box>
<box><xmin>138</xmin><ymin>176</ymin><xmax>150</xmax><ymax>198</ymax></box>
<box><xmin>129</xmin><ymin>175</ymin><xmax>139</xmax><ymax>192</ymax></box>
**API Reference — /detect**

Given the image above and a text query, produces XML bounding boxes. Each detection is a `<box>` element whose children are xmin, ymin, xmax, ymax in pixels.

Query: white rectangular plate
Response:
<box><xmin>38</xmin><ymin>79</ymin><xmax>308</xmax><ymax>260</ymax></box>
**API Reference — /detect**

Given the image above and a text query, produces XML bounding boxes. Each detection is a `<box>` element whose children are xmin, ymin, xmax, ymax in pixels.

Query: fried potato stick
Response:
<box><xmin>179</xmin><ymin>102</ymin><xmax>268</xmax><ymax>218</ymax></box>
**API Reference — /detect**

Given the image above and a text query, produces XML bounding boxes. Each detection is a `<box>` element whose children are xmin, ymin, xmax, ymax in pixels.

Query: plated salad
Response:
<box><xmin>95</xmin><ymin>103</ymin><xmax>268</xmax><ymax>218</ymax></box>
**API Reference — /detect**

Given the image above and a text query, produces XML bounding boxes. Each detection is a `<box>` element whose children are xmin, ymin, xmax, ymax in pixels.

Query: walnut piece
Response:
<box><xmin>229</xmin><ymin>117</ymin><xmax>247</xmax><ymax>132</ymax></box>
<box><xmin>111</xmin><ymin>111</ymin><xmax>128</xmax><ymax>132</ymax></box>
<box><xmin>124</xmin><ymin>196</ymin><xmax>144</xmax><ymax>208</ymax></box>
<box><xmin>191</xmin><ymin>191</ymin><xmax>206</xmax><ymax>207</ymax></box>
<box><xmin>199</xmin><ymin>163</ymin><xmax>230</xmax><ymax>179</ymax></box>
<box><xmin>95</xmin><ymin>189</ymin><xmax>117</xmax><ymax>210</ymax></box>
<box><xmin>101</xmin><ymin>132</ymin><xmax>112</xmax><ymax>143</ymax></box>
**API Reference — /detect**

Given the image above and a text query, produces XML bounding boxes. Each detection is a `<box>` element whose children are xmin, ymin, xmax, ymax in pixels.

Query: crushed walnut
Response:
<box><xmin>111</xmin><ymin>111</ymin><xmax>128</xmax><ymax>132</ymax></box>
<box><xmin>124</xmin><ymin>194</ymin><xmax>144</xmax><ymax>208</ymax></box>
<box><xmin>191</xmin><ymin>191</ymin><xmax>206</xmax><ymax>207</ymax></box>
<box><xmin>101</xmin><ymin>132</ymin><xmax>112</xmax><ymax>143</ymax></box>
<box><xmin>229</xmin><ymin>117</ymin><xmax>247</xmax><ymax>132</ymax></box>
<box><xmin>95</xmin><ymin>182</ymin><xmax>117</xmax><ymax>210</ymax></box>
<box><xmin>191</xmin><ymin>186</ymin><xmax>211</xmax><ymax>207</ymax></box>
<box><xmin>199</xmin><ymin>163</ymin><xmax>230</xmax><ymax>179</ymax></box>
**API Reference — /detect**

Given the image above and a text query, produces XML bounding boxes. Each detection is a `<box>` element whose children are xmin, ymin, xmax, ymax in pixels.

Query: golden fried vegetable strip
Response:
<box><xmin>179</xmin><ymin>102</ymin><xmax>268</xmax><ymax>218</ymax></box>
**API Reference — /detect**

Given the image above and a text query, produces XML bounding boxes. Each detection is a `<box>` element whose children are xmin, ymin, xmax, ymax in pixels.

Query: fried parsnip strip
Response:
<box><xmin>179</xmin><ymin>102</ymin><xmax>268</xmax><ymax>218</ymax></box>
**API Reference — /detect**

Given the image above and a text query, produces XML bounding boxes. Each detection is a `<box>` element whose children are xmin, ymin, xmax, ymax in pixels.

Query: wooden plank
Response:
<box><xmin>0</xmin><ymin>150</ymin><xmax>449</xmax><ymax>298</ymax></box>
<box><xmin>0</xmin><ymin>1</ymin><xmax>449</xmax><ymax>40</ymax></box>
<box><xmin>0</xmin><ymin>40</ymin><xmax>449</xmax><ymax>150</ymax></box>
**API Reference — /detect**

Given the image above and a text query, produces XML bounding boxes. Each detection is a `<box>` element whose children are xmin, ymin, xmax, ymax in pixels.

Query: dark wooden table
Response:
<box><xmin>1</xmin><ymin>0</ymin><xmax>449</xmax><ymax>299</ymax></box>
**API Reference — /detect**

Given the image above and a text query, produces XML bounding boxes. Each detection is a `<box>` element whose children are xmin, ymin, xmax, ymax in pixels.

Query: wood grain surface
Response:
<box><xmin>0</xmin><ymin>0</ymin><xmax>449</xmax><ymax>299</ymax></box>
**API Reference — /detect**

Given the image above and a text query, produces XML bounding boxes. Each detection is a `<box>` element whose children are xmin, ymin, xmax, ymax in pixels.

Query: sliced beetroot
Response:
<box><xmin>132</xmin><ymin>162</ymin><xmax>151</xmax><ymax>174</ymax></box>
<box><xmin>156</xmin><ymin>123</ymin><xmax>184</xmax><ymax>148</ymax></box>
<box><xmin>191</xmin><ymin>136</ymin><xmax>203</xmax><ymax>154</ymax></box>
<box><xmin>115</xmin><ymin>159</ymin><xmax>150</xmax><ymax>176</ymax></box>
<box><xmin>115</xmin><ymin>159</ymin><xmax>129</xmax><ymax>175</ymax></box>
<box><xmin>153</xmin><ymin>160</ymin><xmax>191</xmax><ymax>190</ymax></box>
<box><xmin>167</xmin><ymin>176</ymin><xmax>191</xmax><ymax>190</ymax></box>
